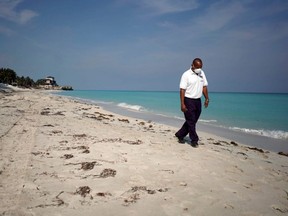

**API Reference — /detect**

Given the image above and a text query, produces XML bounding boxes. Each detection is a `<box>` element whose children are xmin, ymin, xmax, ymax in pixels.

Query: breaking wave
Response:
<box><xmin>117</xmin><ymin>102</ymin><xmax>145</xmax><ymax>112</ymax></box>
<box><xmin>230</xmin><ymin>127</ymin><xmax>288</xmax><ymax>140</ymax></box>
<box><xmin>199</xmin><ymin>119</ymin><xmax>217</xmax><ymax>123</ymax></box>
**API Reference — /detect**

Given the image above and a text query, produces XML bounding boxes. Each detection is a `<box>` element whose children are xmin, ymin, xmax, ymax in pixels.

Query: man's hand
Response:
<box><xmin>180</xmin><ymin>89</ymin><xmax>187</xmax><ymax>112</ymax></box>
<box><xmin>181</xmin><ymin>104</ymin><xmax>188</xmax><ymax>112</ymax></box>
<box><xmin>203</xmin><ymin>86</ymin><xmax>209</xmax><ymax>108</ymax></box>
<box><xmin>204</xmin><ymin>99</ymin><xmax>209</xmax><ymax>108</ymax></box>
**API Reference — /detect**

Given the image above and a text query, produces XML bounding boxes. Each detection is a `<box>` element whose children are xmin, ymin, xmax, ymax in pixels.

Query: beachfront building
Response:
<box><xmin>37</xmin><ymin>76</ymin><xmax>73</xmax><ymax>90</ymax></box>
<box><xmin>37</xmin><ymin>76</ymin><xmax>60</xmax><ymax>89</ymax></box>
<box><xmin>45</xmin><ymin>76</ymin><xmax>57</xmax><ymax>86</ymax></box>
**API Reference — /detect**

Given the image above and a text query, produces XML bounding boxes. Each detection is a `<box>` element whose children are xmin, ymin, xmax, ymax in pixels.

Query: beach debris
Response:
<box><xmin>65</xmin><ymin>145</ymin><xmax>89</xmax><ymax>153</ymax></box>
<box><xmin>53</xmin><ymin>191</ymin><xmax>65</xmax><ymax>206</ymax></box>
<box><xmin>82</xmin><ymin>149</ymin><xmax>90</xmax><ymax>154</ymax></box>
<box><xmin>75</xmin><ymin>186</ymin><xmax>91</xmax><ymax>197</ymax></box>
<box><xmin>53</xmin><ymin>111</ymin><xmax>65</xmax><ymax>116</ymax></box>
<box><xmin>126</xmin><ymin>139</ymin><xmax>142</xmax><ymax>145</ymax></box>
<box><xmin>272</xmin><ymin>205</ymin><xmax>288</xmax><ymax>213</ymax></box>
<box><xmin>81</xmin><ymin>162</ymin><xmax>97</xmax><ymax>170</ymax></box>
<box><xmin>124</xmin><ymin>193</ymin><xmax>140</xmax><ymax>206</ymax></box>
<box><xmin>65</xmin><ymin>161</ymin><xmax>101</xmax><ymax>170</ymax></box>
<box><xmin>212</xmin><ymin>140</ymin><xmax>238</xmax><ymax>147</ymax></box>
<box><xmin>158</xmin><ymin>188</ymin><xmax>169</xmax><ymax>192</ymax></box>
<box><xmin>73</xmin><ymin>145</ymin><xmax>88</xmax><ymax>150</ymax></box>
<box><xmin>118</xmin><ymin>118</ymin><xmax>130</xmax><ymax>123</ymax></box>
<box><xmin>130</xmin><ymin>186</ymin><xmax>148</xmax><ymax>192</ymax></box>
<box><xmin>98</xmin><ymin>168</ymin><xmax>116</xmax><ymax>178</ymax></box>
<box><xmin>31</xmin><ymin>151</ymin><xmax>42</xmax><ymax>156</ymax></box>
<box><xmin>73</xmin><ymin>134</ymin><xmax>87</xmax><ymax>138</ymax></box>
<box><xmin>40</xmin><ymin>111</ymin><xmax>50</xmax><ymax>115</ymax></box>
<box><xmin>31</xmin><ymin>151</ymin><xmax>49</xmax><ymax>156</ymax></box>
<box><xmin>138</xmin><ymin>121</ymin><xmax>145</xmax><ymax>126</ymax></box>
<box><xmin>278</xmin><ymin>152</ymin><xmax>288</xmax><ymax>157</ymax></box>
<box><xmin>99</xmin><ymin>138</ymin><xmax>143</xmax><ymax>145</ymax></box>
<box><xmin>84</xmin><ymin>111</ymin><xmax>113</xmax><ymax>121</ymax></box>
<box><xmin>29</xmin><ymin>191</ymin><xmax>65</xmax><ymax>209</ymax></box>
<box><xmin>212</xmin><ymin>141</ymin><xmax>223</xmax><ymax>146</ymax></box>
<box><xmin>123</xmin><ymin>186</ymin><xmax>169</xmax><ymax>206</ymax></box>
<box><xmin>40</xmin><ymin>109</ymin><xmax>65</xmax><ymax>116</ymax></box>
<box><xmin>43</xmin><ymin>124</ymin><xmax>54</xmax><ymax>127</ymax></box>
<box><xmin>94</xmin><ymin>111</ymin><xmax>113</xmax><ymax>117</ymax></box>
<box><xmin>129</xmin><ymin>186</ymin><xmax>169</xmax><ymax>194</ymax></box>
<box><xmin>79</xmin><ymin>168</ymin><xmax>116</xmax><ymax>179</ymax></box>
<box><xmin>51</xmin><ymin>130</ymin><xmax>63</xmax><ymax>134</ymax></box>
<box><xmin>96</xmin><ymin>192</ymin><xmax>112</xmax><ymax>197</ymax></box>
<box><xmin>180</xmin><ymin>182</ymin><xmax>188</xmax><ymax>186</ymax></box>
<box><xmin>237</xmin><ymin>152</ymin><xmax>248</xmax><ymax>157</ymax></box>
<box><xmin>87</xmin><ymin>114</ymin><xmax>110</xmax><ymax>121</ymax></box>
<box><xmin>143</xmin><ymin>124</ymin><xmax>155</xmax><ymax>132</ymax></box>
<box><xmin>62</xmin><ymin>154</ymin><xmax>74</xmax><ymax>159</ymax></box>
<box><xmin>81</xmin><ymin>107</ymin><xmax>91</xmax><ymax>111</ymax></box>
<box><xmin>247</xmin><ymin>147</ymin><xmax>266</xmax><ymax>153</ymax></box>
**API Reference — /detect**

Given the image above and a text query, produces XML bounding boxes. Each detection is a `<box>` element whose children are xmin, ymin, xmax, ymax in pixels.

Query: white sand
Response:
<box><xmin>0</xmin><ymin>90</ymin><xmax>287</xmax><ymax>216</ymax></box>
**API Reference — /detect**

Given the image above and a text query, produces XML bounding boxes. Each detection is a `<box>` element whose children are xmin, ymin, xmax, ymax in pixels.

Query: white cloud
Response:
<box><xmin>118</xmin><ymin>0</ymin><xmax>199</xmax><ymax>15</ymax></box>
<box><xmin>0</xmin><ymin>0</ymin><xmax>38</xmax><ymax>24</ymax></box>
<box><xmin>195</xmin><ymin>1</ymin><xmax>245</xmax><ymax>32</ymax></box>
<box><xmin>18</xmin><ymin>9</ymin><xmax>38</xmax><ymax>24</ymax></box>
<box><xmin>140</xmin><ymin>0</ymin><xmax>199</xmax><ymax>15</ymax></box>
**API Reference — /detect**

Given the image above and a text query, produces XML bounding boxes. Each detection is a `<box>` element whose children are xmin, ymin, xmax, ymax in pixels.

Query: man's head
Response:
<box><xmin>191</xmin><ymin>58</ymin><xmax>203</xmax><ymax>70</ymax></box>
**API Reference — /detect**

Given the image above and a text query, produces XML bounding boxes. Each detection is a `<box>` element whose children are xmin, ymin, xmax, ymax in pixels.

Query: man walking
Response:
<box><xmin>175</xmin><ymin>58</ymin><xmax>209</xmax><ymax>147</ymax></box>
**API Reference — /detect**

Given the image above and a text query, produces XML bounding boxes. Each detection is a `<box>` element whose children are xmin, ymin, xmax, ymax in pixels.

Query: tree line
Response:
<box><xmin>0</xmin><ymin>68</ymin><xmax>52</xmax><ymax>88</ymax></box>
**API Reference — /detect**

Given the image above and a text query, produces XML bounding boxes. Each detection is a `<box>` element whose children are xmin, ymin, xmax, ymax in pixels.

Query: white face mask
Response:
<box><xmin>193</xmin><ymin>68</ymin><xmax>202</xmax><ymax>74</ymax></box>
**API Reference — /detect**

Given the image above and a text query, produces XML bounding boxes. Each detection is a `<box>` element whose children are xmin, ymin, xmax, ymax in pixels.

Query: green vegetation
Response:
<box><xmin>0</xmin><ymin>68</ymin><xmax>17</xmax><ymax>85</ymax></box>
<box><xmin>0</xmin><ymin>68</ymin><xmax>72</xmax><ymax>90</ymax></box>
<box><xmin>0</xmin><ymin>68</ymin><xmax>35</xmax><ymax>88</ymax></box>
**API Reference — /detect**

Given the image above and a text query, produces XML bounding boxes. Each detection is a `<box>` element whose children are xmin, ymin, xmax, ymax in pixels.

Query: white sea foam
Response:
<box><xmin>230</xmin><ymin>127</ymin><xmax>288</xmax><ymax>140</ymax></box>
<box><xmin>199</xmin><ymin>119</ymin><xmax>217</xmax><ymax>123</ymax></box>
<box><xmin>117</xmin><ymin>102</ymin><xmax>144</xmax><ymax>112</ymax></box>
<box><xmin>173</xmin><ymin>116</ymin><xmax>185</xmax><ymax>120</ymax></box>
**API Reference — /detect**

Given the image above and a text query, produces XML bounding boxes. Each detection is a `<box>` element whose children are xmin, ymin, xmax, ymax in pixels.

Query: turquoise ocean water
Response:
<box><xmin>57</xmin><ymin>91</ymin><xmax>288</xmax><ymax>141</ymax></box>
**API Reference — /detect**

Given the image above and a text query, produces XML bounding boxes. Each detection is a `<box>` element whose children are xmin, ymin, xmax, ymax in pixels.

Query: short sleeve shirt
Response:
<box><xmin>179</xmin><ymin>68</ymin><xmax>208</xmax><ymax>99</ymax></box>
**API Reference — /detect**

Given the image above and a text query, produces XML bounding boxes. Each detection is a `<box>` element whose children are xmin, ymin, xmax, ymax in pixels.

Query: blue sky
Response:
<box><xmin>0</xmin><ymin>0</ymin><xmax>287</xmax><ymax>92</ymax></box>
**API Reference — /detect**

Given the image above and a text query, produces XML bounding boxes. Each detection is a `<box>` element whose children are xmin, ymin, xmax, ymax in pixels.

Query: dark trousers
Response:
<box><xmin>176</xmin><ymin>97</ymin><xmax>202</xmax><ymax>142</ymax></box>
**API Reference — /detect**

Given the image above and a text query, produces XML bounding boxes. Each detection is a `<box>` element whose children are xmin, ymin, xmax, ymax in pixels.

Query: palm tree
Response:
<box><xmin>0</xmin><ymin>68</ymin><xmax>17</xmax><ymax>85</ymax></box>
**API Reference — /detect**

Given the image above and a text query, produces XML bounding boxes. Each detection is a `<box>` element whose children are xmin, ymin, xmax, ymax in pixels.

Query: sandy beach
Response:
<box><xmin>0</xmin><ymin>89</ymin><xmax>287</xmax><ymax>216</ymax></box>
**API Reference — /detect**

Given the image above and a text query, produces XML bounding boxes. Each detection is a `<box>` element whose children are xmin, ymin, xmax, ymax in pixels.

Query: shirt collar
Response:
<box><xmin>190</xmin><ymin>68</ymin><xmax>203</xmax><ymax>77</ymax></box>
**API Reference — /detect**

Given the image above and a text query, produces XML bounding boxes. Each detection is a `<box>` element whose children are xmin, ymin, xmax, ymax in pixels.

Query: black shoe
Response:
<box><xmin>175</xmin><ymin>135</ymin><xmax>185</xmax><ymax>144</ymax></box>
<box><xmin>191</xmin><ymin>141</ymin><xmax>199</xmax><ymax>148</ymax></box>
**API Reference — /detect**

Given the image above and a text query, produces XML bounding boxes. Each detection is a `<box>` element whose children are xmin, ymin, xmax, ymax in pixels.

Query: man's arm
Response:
<box><xmin>203</xmin><ymin>86</ymin><xmax>209</xmax><ymax>108</ymax></box>
<box><xmin>180</xmin><ymin>88</ymin><xmax>188</xmax><ymax>112</ymax></box>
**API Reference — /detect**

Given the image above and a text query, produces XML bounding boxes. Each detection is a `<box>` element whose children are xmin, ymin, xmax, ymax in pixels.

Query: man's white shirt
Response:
<box><xmin>179</xmin><ymin>68</ymin><xmax>208</xmax><ymax>99</ymax></box>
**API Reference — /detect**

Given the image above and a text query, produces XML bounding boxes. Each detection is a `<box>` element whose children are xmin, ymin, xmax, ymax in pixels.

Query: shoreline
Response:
<box><xmin>56</xmin><ymin>90</ymin><xmax>288</xmax><ymax>143</ymax></box>
<box><xmin>0</xmin><ymin>90</ymin><xmax>287</xmax><ymax>215</ymax></box>
<box><xmin>70</xmin><ymin>96</ymin><xmax>288</xmax><ymax>153</ymax></box>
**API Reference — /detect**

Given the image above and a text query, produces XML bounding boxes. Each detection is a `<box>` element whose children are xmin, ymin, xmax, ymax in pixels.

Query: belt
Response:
<box><xmin>185</xmin><ymin>97</ymin><xmax>201</xmax><ymax>100</ymax></box>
